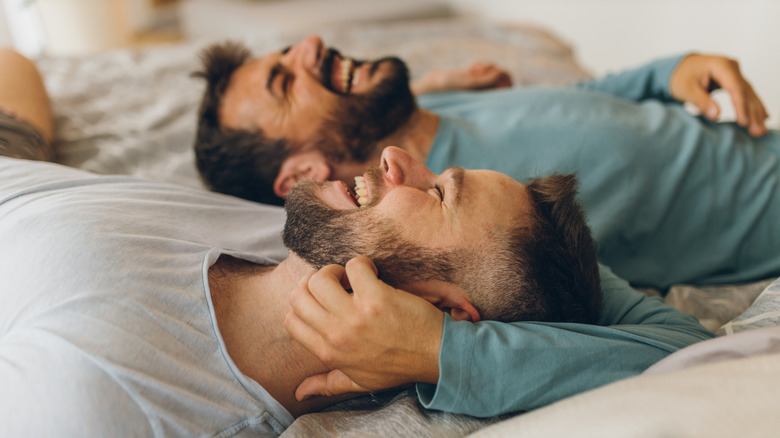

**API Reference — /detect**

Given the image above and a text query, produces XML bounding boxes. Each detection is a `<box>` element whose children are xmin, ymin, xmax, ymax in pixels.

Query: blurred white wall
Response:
<box><xmin>1</xmin><ymin>0</ymin><xmax>777</xmax><ymax>124</ymax></box>
<box><xmin>0</xmin><ymin>3</ymin><xmax>11</xmax><ymax>46</ymax></box>
<box><xmin>0</xmin><ymin>0</ymin><xmax>178</xmax><ymax>56</ymax></box>
<box><xmin>443</xmin><ymin>0</ymin><xmax>780</xmax><ymax>125</ymax></box>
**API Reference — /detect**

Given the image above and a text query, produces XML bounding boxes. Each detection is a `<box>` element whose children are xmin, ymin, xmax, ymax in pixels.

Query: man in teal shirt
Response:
<box><xmin>418</xmin><ymin>54</ymin><xmax>778</xmax><ymax>289</ymax></box>
<box><xmin>282</xmin><ymin>148</ymin><xmax>715</xmax><ymax>417</ymax></box>
<box><xmin>193</xmin><ymin>37</ymin><xmax>778</xmax><ymax>291</ymax></box>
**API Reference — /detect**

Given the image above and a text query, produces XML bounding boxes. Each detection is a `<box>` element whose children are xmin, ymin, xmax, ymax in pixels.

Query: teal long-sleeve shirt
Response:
<box><xmin>417</xmin><ymin>264</ymin><xmax>714</xmax><ymax>417</ymax></box>
<box><xmin>419</xmin><ymin>54</ymin><xmax>780</xmax><ymax>290</ymax></box>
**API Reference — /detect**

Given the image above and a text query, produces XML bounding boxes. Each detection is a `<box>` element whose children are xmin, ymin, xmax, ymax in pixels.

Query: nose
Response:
<box><xmin>284</xmin><ymin>35</ymin><xmax>324</xmax><ymax>73</ymax></box>
<box><xmin>380</xmin><ymin>146</ymin><xmax>436</xmax><ymax>189</ymax></box>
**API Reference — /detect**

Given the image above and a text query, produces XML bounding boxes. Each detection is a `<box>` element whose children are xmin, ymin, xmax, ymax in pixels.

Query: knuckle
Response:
<box><xmin>358</xmin><ymin>300</ymin><xmax>382</xmax><ymax>318</ymax></box>
<box><xmin>324</xmin><ymin>331</ymin><xmax>348</xmax><ymax>349</ymax></box>
<box><xmin>308</xmin><ymin>269</ymin><xmax>330</xmax><ymax>290</ymax></box>
<box><xmin>318</xmin><ymin>349</ymin><xmax>336</xmax><ymax>365</ymax></box>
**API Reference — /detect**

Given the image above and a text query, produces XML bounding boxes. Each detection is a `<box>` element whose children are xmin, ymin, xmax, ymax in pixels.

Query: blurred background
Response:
<box><xmin>1</xmin><ymin>0</ymin><xmax>778</xmax><ymax>125</ymax></box>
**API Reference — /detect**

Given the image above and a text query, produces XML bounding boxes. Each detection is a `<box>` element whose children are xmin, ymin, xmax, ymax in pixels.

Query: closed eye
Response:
<box><xmin>282</xmin><ymin>73</ymin><xmax>293</xmax><ymax>95</ymax></box>
<box><xmin>434</xmin><ymin>185</ymin><xmax>444</xmax><ymax>201</ymax></box>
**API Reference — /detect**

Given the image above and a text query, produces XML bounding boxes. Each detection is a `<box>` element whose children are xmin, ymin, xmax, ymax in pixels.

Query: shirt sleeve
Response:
<box><xmin>415</xmin><ymin>264</ymin><xmax>715</xmax><ymax>417</ymax></box>
<box><xmin>573</xmin><ymin>54</ymin><xmax>688</xmax><ymax>103</ymax></box>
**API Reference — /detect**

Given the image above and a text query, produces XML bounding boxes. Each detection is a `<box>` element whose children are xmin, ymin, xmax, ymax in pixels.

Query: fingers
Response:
<box><xmin>672</xmin><ymin>54</ymin><xmax>770</xmax><ymax>137</ymax></box>
<box><xmin>285</xmin><ymin>266</ymin><xmax>352</xmax><ymax>355</ymax></box>
<box><xmin>285</xmin><ymin>257</ymin><xmax>383</xmax><ymax>358</ymax></box>
<box><xmin>705</xmin><ymin>57</ymin><xmax>769</xmax><ymax>136</ymax></box>
<box><xmin>725</xmin><ymin>81</ymin><xmax>769</xmax><ymax>137</ymax></box>
<box><xmin>344</xmin><ymin>256</ymin><xmax>382</xmax><ymax>297</ymax></box>
<box><xmin>687</xmin><ymin>83</ymin><xmax>721</xmax><ymax>121</ymax></box>
<box><xmin>295</xmin><ymin>370</ymin><xmax>368</xmax><ymax>401</ymax></box>
<box><xmin>285</xmin><ymin>274</ymin><xmax>330</xmax><ymax>358</ymax></box>
<box><xmin>305</xmin><ymin>264</ymin><xmax>353</xmax><ymax>311</ymax></box>
<box><xmin>468</xmin><ymin>62</ymin><xmax>513</xmax><ymax>89</ymax></box>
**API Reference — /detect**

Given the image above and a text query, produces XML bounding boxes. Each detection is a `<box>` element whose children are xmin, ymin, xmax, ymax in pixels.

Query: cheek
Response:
<box><xmin>373</xmin><ymin>193</ymin><xmax>465</xmax><ymax>248</ymax></box>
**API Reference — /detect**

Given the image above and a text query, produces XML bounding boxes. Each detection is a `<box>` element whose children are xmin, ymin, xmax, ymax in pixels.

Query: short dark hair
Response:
<box><xmin>461</xmin><ymin>174</ymin><xmax>602</xmax><ymax>324</ymax></box>
<box><xmin>192</xmin><ymin>41</ymin><xmax>287</xmax><ymax>205</ymax></box>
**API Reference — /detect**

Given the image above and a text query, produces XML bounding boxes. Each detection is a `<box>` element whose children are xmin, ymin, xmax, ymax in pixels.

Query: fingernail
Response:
<box><xmin>707</xmin><ymin>105</ymin><xmax>718</xmax><ymax>119</ymax></box>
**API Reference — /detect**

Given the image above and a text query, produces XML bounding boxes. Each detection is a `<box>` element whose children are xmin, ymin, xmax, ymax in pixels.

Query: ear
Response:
<box><xmin>402</xmin><ymin>280</ymin><xmax>481</xmax><ymax>323</ymax></box>
<box><xmin>273</xmin><ymin>150</ymin><xmax>331</xmax><ymax>197</ymax></box>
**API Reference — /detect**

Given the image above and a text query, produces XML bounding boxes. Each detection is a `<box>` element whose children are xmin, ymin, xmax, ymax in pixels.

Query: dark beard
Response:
<box><xmin>282</xmin><ymin>179</ymin><xmax>368</xmax><ymax>268</ymax></box>
<box><xmin>283</xmin><ymin>178</ymin><xmax>457</xmax><ymax>287</ymax></box>
<box><xmin>315</xmin><ymin>54</ymin><xmax>417</xmax><ymax>163</ymax></box>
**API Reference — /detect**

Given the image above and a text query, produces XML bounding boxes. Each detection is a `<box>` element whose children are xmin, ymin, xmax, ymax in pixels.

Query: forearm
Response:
<box><xmin>0</xmin><ymin>48</ymin><xmax>53</xmax><ymax>144</ymax></box>
<box><xmin>418</xmin><ymin>314</ymin><xmax>713</xmax><ymax>417</ymax></box>
<box><xmin>575</xmin><ymin>54</ymin><xmax>687</xmax><ymax>103</ymax></box>
<box><xmin>411</xmin><ymin>63</ymin><xmax>512</xmax><ymax>95</ymax></box>
<box><xmin>418</xmin><ymin>265</ymin><xmax>714</xmax><ymax>417</ymax></box>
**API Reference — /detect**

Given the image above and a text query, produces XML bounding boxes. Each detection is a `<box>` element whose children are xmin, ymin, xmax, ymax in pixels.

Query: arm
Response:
<box><xmin>0</xmin><ymin>48</ymin><xmax>53</xmax><ymax>144</ymax></box>
<box><xmin>286</xmin><ymin>260</ymin><xmax>713</xmax><ymax>415</ymax></box>
<box><xmin>574</xmin><ymin>54</ymin><xmax>685</xmax><ymax>103</ymax></box>
<box><xmin>419</xmin><ymin>264</ymin><xmax>714</xmax><ymax>416</ymax></box>
<box><xmin>411</xmin><ymin>62</ymin><xmax>513</xmax><ymax>96</ymax></box>
<box><xmin>577</xmin><ymin>53</ymin><xmax>769</xmax><ymax>137</ymax></box>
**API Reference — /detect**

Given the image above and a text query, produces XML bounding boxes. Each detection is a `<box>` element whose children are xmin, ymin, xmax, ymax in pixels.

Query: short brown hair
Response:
<box><xmin>192</xmin><ymin>41</ymin><xmax>287</xmax><ymax>205</ymax></box>
<box><xmin>459</xmin><ymin>174</ymin><xmax>602</xmax><ymax>324</ymax></box>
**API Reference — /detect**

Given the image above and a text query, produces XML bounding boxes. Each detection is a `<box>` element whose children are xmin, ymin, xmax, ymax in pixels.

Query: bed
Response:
<box><xmin>34</xmin><ymin>16</ymin><xmax>780</xmax><ymax>437</ymax></box>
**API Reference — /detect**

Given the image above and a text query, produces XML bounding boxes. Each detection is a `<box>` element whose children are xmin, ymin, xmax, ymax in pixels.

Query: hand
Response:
<box><xmin>669</xmin><ymin>54</ymin><xmax>769</xmax><ymax>137</ymax></box>
<box><xmin>411</xmin><ymin>62</ymin><xmax>513</xmax><ymax>95</ymax></box>
<box><xmin>285</xmin><ymin>256</ymin><xmax>444</xmax><ymax>401</ymax></box>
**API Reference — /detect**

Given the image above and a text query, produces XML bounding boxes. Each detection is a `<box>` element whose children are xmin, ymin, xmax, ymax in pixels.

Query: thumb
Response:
<box><xmin>295</xmin><ymin>369</ymin><xmax>369</xmax><ymax>401</ymax></box>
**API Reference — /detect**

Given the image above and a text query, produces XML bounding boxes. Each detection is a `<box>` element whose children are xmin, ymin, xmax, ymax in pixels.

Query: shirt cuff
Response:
<box><xmin>415</xmin><ymin>314</ymin><xmax>476</xmax><ymax>412</ymax></box>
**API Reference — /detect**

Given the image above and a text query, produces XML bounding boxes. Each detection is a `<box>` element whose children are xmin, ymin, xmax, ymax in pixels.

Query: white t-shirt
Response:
<box><xmin>0</xmin><ymin>157</ymin><xmax>293</xmax><ymax>437</ymax></box>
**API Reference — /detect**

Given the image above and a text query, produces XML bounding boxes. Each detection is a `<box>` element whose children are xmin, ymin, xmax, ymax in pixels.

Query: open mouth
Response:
<box><xmin>321</xmin><ymin>174</ymin><xmax>371</xmax><ymax>209</ymax></box>
<box><xmin>353</xmin><ymin>176</ymin><xmax>368</xmax><ymax>206</ymax></box>
<box><xmin>329</xmin><ymin>54</ymin><xmax>359</xmax><ymax>94</ymax></box>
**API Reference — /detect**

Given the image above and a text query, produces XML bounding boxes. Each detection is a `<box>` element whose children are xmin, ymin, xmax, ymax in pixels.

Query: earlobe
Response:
<box><xmin>273</xmin><ymin>151</ymin><xmax>332</xmax><ymax>197</ymax></box>
<box><xmin>274</xmin><ymin>171</ymin><xmax>297</xmax><ymax>198</ymax></box>
<box><xmin>402</xmin><ymin>280</ymin><xmax>481</xmax><ymax>323</ymax></box>
<box><xmin>446</xmin><ymin>302</ymin><xmax>480</xmax><ymax>323</ymax></box>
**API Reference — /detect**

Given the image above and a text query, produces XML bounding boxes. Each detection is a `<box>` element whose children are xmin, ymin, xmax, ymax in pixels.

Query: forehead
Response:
<box><xmin>460</xmin><ymin>170</ymin><xmax>531</xmax><ymax>225</ymax></box>
<box><xmin>219</xmin><ymin>52</ymin><xmax>282</xmax><ymax>131</ymax></box>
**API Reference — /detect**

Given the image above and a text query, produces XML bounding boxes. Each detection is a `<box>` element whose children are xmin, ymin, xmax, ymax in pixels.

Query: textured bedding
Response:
<box><xmin>33</xmin><ymin>16</ymin><xmax>780</xmax><ymax>438</ymax></box>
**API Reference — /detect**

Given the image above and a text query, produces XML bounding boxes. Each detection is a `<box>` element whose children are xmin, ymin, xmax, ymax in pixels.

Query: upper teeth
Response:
<box><xmin>340</xmin><ymin>58</ymin><xmax>354</xmax><ymax>93</ymax></box>
<box><xmin>354</xmin><ymin>176</ymin><xmax>368</xmax><ymax>206</ymax></box>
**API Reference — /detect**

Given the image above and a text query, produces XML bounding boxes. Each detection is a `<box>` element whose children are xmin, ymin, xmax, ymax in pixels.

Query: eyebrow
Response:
<box><xmin>446</xmin><ymin>166</ymin><xmax>465</xmax><ymax>207</ymax></box>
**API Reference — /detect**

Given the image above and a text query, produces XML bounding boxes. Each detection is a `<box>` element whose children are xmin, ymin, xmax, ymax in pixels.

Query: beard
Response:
<box><xmin>282</xmin><ymin>176</ymin><xmax>457</xmax><ymax>288</ymax></box>
<box><xmin>314</xmin><ymin>52</ymin><xmax>417</xmax><ymax>163</ymax></box>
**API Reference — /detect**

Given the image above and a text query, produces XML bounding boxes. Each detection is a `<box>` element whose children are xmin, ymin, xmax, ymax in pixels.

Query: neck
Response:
<box><xmin>377</xmin><ymin>108</ymin><xmax>439</xmax><ymax>164</ymax></box>
<box><xmin>208</xmin><ymin>254</ymin><xmax>353</xmax><ymax>417</ymax></box>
